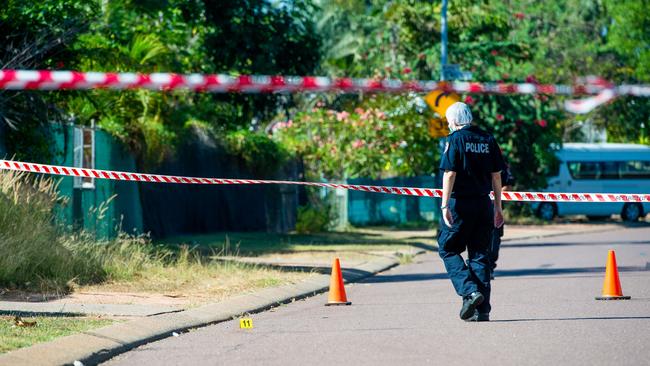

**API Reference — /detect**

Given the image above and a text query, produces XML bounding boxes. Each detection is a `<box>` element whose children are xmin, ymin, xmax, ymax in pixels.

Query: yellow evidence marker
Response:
<box><xmin>239</xmin><ymin>318</ymin><xmax>253</xmax><ymax>329</ymax></box>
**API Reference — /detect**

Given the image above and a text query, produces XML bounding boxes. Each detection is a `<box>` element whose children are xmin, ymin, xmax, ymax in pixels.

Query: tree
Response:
<box><xmin>201</xmin><ymin>0</ymin><xmax>322</xmax><ymax>132</ymax></box>
<box><xmin>303</xmin><ymin>0</ymin><xmax>563</xmax><ymax>188</ymax></box>
<box><xmin>49</xmin><ymin>0</ymin><xmax>209</xmax><ymax>166</ymax></box>
<box><xmin>0</xmin><ymin>0</ymin><xmax>96</xmax><ymax>161</ymax></box>
<box><xmin>605</xmin><ymin>0</ymin><xmax>650</xmax><ymax>83</ymax></box>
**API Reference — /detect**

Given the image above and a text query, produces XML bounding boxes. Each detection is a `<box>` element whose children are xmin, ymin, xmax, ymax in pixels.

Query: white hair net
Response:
<box><xmin>445</xmin><ymin>102</ymin><xmax>473</xmax><ymax>126</ymax></box>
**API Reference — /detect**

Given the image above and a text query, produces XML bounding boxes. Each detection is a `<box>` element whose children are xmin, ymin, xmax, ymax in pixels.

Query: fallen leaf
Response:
<box><xmin>14</xmin><ymin>316</ymin><xmax>37</xmax><ymax>327</ymax></box>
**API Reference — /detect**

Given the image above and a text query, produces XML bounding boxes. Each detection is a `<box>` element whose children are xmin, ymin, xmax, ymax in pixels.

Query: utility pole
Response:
<box><xmin>441</xmin><ymin>0</ymin><xmax>448</xmax><ymax>80</ymax></box>
<box><xmin>436</xmin><ymin>0</ymin><xmax>450</xmax><ymax>222</ymax></box>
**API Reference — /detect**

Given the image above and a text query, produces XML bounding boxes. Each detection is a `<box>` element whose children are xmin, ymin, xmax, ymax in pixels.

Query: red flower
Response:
<box><xmin>491</xmin><ymin>50</ymin><xmax>499</xmax><ymax>56</ymax></box>
<box><xmin>402</xmin><ymin>67</ymin><xmax>412</xmax><ymax>74</ymax></box>
<box><xmin>525</xmin><ymin>74</ymin><xmax>538</xmax><ymax>84</ymax></box>
<box><xmin>496</xmin><ymin>114</ymin><xmax>505</xmax><ymax>121</ymax></box>
<box><xmin>56</xmin><ymin>61</ymin><xmax>65</xmax><ymax>69</ymax></box>
<box><xmin>536</xmin><ymin>119</ymin><xmax>548</xmax><ymax>128</ymax></box>
<box><xmin>514</xmin><ymin>12</ymin><xmax>525</xmax><ymax>20</ymax></box>
<box><xmin>502</xmin><ymin>73</ymin><xmax>510</xmax><ymax>80</ymax></box>
<box><xmin>464</xmin><ymin>95</ymin><xmax>475</xmax><ymax>105</ymax></box>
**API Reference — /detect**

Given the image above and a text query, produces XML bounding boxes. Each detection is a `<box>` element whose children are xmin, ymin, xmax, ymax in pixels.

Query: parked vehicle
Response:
<box><xmin>532</xmin><ymin>143</ymin><xmax>650</xmax><ymax>221</ymax></box>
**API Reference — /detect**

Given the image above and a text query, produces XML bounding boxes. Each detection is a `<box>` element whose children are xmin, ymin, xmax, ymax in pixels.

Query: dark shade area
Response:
<box><xmin>139</xmin><ymin>133</ymin><xmax>303</xmax><ymax>238</ymax></box>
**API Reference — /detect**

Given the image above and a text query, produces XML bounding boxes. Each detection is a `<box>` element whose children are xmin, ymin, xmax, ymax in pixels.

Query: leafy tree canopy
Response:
<box><xmin>1</xmin><ymin>0</ymin><xmax>648</xmax><ymax>187</ymax></box>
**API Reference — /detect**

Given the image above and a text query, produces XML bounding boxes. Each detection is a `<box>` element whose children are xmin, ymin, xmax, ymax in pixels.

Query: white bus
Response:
<box><xmin>533</xmin><ymin>143</ymin><xmax>650</xmax><ymax>221</ymax></box>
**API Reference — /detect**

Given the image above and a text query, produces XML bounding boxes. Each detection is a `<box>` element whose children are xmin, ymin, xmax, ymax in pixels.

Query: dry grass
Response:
<box><xmin>0</xmin><ymin>171</ymin><xmax>312</xmax><ymax>299</ymax></box>
<box><xmin>76</xmin><ymin>258</ymin><xmax>312</xmax><ymax>305</ymax></box>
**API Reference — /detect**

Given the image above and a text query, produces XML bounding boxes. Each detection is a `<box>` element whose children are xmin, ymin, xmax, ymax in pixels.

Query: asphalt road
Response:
<box><xmin>104</xmin><ymin>225</ymin><xmax>650</xmax><ymax>366</ymax></box>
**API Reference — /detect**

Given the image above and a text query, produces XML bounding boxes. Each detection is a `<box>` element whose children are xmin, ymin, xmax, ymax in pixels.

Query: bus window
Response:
<box><xmin>601</xmin><ymin>161</ymin><xmax>620</xmax><ymax>179</ymax></box>
<box><xmin>568</xmin><ymin>162</ymin><xmax>600</xmax><ymax>180</ymax></box>
<box><xmin>620</xmin><ymin>161</ymin><xmax>650</xmax><ymax>179</ymax></box>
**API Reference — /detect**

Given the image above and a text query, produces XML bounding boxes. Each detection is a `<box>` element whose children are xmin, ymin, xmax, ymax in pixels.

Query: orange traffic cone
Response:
<box><xmin>595</xmin><ymin>250</ymin><xmax>631</xmax><ymax>300</ymax></box>
<box><xmin>325</xmin><ymin>258</ymin><xmax>351</xmax><ymax>306</ymax></box>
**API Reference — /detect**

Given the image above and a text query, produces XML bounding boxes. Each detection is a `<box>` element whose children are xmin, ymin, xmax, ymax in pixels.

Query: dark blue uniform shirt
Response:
<box><xmin>440</xmin><ymin>125</ymin><xmax>506</xmax><ymax>198</ymax></box>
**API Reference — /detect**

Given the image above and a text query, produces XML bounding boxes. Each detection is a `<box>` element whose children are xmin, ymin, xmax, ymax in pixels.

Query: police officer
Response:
<box><xmin>438</xmin><ymin>102</ymin><xmax>505</xmax><ymax>322</ymax></box>
<box><xmin>489</xmin><ymin>163</ymin><xmax>515</xmax><ymax>279</ymax></box>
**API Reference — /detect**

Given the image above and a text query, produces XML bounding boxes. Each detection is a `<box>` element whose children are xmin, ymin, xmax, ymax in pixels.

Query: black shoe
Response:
<box><xmin>465</xmin><ymin>311</ymin><xmax>490</xmax><ymax>322</ymax></box>
<box><xmin>459</xmin><ymin>291</ymin><xmax>484</xmax><ymax>320</ymax></box>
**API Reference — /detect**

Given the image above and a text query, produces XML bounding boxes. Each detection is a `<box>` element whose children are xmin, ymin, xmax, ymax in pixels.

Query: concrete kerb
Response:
<box><xmin>0</xmin><ymin>254</ymin><xmax>402</xmax><ymax>366</ymax></box>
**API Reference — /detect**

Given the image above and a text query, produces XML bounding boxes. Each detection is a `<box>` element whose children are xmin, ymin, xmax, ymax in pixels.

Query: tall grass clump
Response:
<box><xmin>0</xmin><ymin>170</ymin><xmax>104</xmax><ymax>291</ymax></box>
<box><xmin>0</xmin><ymin>171</ymin><xmax>162</xmax><ymax>292</ymax></box>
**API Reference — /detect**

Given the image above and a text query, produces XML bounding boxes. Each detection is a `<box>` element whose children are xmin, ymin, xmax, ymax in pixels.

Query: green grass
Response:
<box><xmin>160</xmin><ymin>229</ymin><xmax>435</xmax><ymax>257</ymax></box>
<box><xmin>0</xmin><ymin>315</ymin><xmax>114</xmax><ymax>354</ymax></box>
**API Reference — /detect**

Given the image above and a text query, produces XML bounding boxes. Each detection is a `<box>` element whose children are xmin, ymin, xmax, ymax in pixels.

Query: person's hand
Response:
<box><xmin>443</xmin><ymin>207</ymin><xmax>454</xmax><ymax>227</ymax></box>
<box><xmin>494</xmin><ymin>207</ymin><xmax>504</xmax><ymax>228</ymax></box>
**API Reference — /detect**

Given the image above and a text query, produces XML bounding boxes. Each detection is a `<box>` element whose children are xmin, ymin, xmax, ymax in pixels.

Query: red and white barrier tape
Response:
<box><xmin>565</xmin><ymin>89</ymin><xmax>616</xmax><ymax>114</ymax></box>
<box><xmin>2</xmin><ymin>70</ymin><xmax>650</xmax><ymax>97</ymax></box>
<box><xmin>2</xmin><ymin>159</ymin><xmax>649</xmax><ymax>203</ymax></box>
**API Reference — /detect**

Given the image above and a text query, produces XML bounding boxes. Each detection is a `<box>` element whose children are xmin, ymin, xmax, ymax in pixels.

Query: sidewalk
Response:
<box><xmin>0</xmin><ymin>301</ymin><xmax>183</xmax><ymax>318</ymax></box>
<box><xmin>502</xmin><ymin>223</ymin><xmax>627</xmax><ymax>241</ymax></box>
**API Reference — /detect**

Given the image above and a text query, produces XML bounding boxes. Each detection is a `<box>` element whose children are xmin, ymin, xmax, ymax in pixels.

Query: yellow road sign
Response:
<box><xmin>424</xmin><ymin>88</ymin><xmax>460</xmax><ymax>138</ymax></box>
<box><xmin>428</xmin><ymin>118</ymin><xmax>448</xmax><ymax>138</ymax></box>
<box><xmin>423</xmin><ymin>89</ymin><xmax>461</xmax><ymax>118</ymax></box>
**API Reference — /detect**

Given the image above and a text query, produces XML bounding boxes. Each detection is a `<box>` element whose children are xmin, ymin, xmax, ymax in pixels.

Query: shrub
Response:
<box><xmin>295</xmin><ymin>206</ymin><xmax>330</xmax><ymax>234</ymax></box>
<box><xmin>224</xmin><ymin>130</ymin><xmax>289</xmax><ymax>175</ymax></box>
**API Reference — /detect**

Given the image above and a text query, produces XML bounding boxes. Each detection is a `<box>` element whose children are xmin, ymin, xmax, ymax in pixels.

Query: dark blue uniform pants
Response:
<box><xmin>437</xmin><ymin>196</ymin><xmax>493</xmax><ymax>314</ymax></box>
<box><xmin>489</xmin><ymin>222</ymin><xmax>503</xmax><ymax>271</ymax></box>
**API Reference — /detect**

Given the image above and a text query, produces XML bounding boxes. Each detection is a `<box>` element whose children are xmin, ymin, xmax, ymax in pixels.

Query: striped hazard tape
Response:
<box><xmin>2</xmin><ymin>159</ymin><xmax>649</xmax><ymax>203</ymax></box>
<box><xmin>2</xmin><ymin>70</ymin><xmax>650</xmax><ymax>97</ymax></box>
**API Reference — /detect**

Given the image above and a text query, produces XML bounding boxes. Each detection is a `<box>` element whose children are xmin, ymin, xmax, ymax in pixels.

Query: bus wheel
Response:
<box><xmin>621</xmin><ymin>203</ymin><xmax>642</xmax><ymax>222</ymax></box>
<box><xmin>537</xmin><ymin>203</ymin><xmax>557</xmax><ymax>221</ymax></box>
